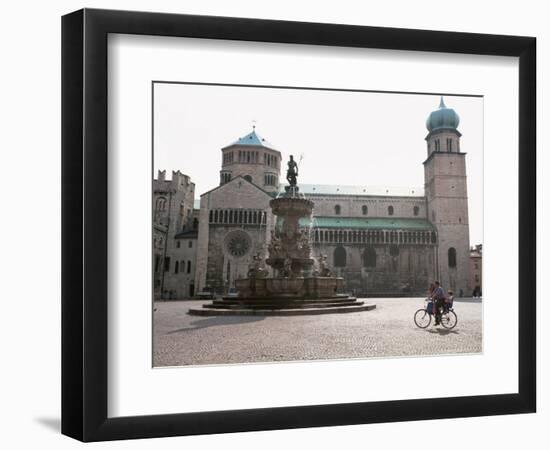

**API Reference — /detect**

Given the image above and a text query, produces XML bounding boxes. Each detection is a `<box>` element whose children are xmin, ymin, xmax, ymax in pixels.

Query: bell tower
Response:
<box><xmin>424</xmin><ymin>97</ymin><xmax>470</xmax><ymax>294</ymax></box>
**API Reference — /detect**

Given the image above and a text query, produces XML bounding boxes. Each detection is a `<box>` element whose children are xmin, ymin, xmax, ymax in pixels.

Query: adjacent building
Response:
<box><xmin>470</xmin><ymin>244</ymin><xmax>483</xmax><ymax>297</ymax></box>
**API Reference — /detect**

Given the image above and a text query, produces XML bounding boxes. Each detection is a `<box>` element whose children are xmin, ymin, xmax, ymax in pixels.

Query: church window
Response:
<box><xmin>362</xmin><ymin>205</ymin><xmax>368</xmax><ymax>215</ymax></box>
<box><xmin>334</xmin><ymin>246</ymin><xmax>347</xmax><ymax>267</ymax></box>
<box><xmin>448</xmin><ymin>247</ymin><xmax>457</xmax><ymax>268</ymax></box>
<box><xmin>187</xmin><ymin>261</ymin><xmax>191</xmax><ymax>273</ymax></box>
<box><xmin>334</xmin><ymin>204</ymin><xmax>341</xmax><ymax>215</ymax></box>
<box><xmin>174</xmin><ymin>261</ymin><xmax>179</xmax><ymax>274</ymax></box>
<box><xmin>413</xmin><ymin>206</ymin><xmax>420</xmax><ymax>216</ymax></box>
<box><xmin>209</xmin><ymin>211</ymin><xmax>213</xmax><ymax>223</ymax></box>
<box><xmin>388</xmin><ymin>205</ymin><xmax>394</xmax><ymax>216</ymax></box>
<box><xmin>163</xmin><ymin>257</ymin><xmax>170</xmax><ymax>272</ymax></box>
<box><xmin>363</xmin><ymin>247</ymin><xmax>377</xmax><ymax>268</ymax></box>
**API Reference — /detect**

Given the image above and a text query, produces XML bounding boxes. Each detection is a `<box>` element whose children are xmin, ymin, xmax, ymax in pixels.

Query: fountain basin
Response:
<box><xmin>270</xmin><ymin>196</ymin><xmax>314</xmax><ymax>217</ymax></box>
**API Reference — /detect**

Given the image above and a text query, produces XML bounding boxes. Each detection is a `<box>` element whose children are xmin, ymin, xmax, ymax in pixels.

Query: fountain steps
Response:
<box><xmin>215</xmin><ymin>296</ymin><xmax>353</xmax><ymax>305</ymax></box>
<box><xmin>204</xmin><ymin>300</ymin><xmax>363</xmax><ymax>309</ymax></box>
<box><xmin>188</xmin><ymin>303</ymin><xmax>376</xmax><ymax>316</ymax></box>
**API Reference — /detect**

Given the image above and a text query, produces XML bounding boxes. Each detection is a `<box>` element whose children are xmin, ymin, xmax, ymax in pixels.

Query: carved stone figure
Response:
<box><xmin>282</xmin><ymin>257</ymin><xmax>293</xmax><ymax>278</ymax></box>
<box><xmin>297</xmin><ymin>229</ymin><xmax>311</xmax><ymax>255</ymax></box>
<box><xmin>318</xmin><ymin>253</ymin><xmax>332</xmax><ymax>277</ymax></box>
<box><xmin>268</xmin><ymin>230</ymin><xmax>283</xmax><ymax>257</ymax></box>
<box><xmin>248</xmin><ymin>252</ymin><xmax>268</xmax><ymax>279</ymax></box>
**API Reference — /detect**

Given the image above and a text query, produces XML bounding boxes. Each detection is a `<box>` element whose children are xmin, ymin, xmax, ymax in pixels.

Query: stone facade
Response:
<box><xmin>153</xmin><ymin>170</ymin><xmax>198</xmax><ymax>299</ymax></box>
<box><xmin>194</xmin><ymin>176</ymin><xmax>275</xmax><ymax>294</ymax></box>
<box><xmin>154</xmin><ymin>98</ymin><xmax>477</xmax><ymax>299</ymax></box>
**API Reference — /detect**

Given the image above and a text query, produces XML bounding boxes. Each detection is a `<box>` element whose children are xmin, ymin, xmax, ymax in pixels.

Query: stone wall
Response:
<box><xmin>308</xmin><ymin>194</ymin><xmax>427</xmax><ymax>219</ymax></box>
<box><xmin>311</xmin><ymin>242</ymin><xmax>436</xmax><ymax>296</ymax></box>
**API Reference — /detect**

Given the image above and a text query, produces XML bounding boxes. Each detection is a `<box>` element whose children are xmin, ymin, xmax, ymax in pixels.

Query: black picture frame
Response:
<box><xmin>62</xmin><ymin>8</ymin><xmax>536</xmax><ymax>442</ymax></box>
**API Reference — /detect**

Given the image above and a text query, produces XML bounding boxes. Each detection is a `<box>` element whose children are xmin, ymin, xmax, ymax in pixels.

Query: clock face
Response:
<box><xmin>225</xmin><ymin>230</ymin><xmax>252</xmax><ymax>258</ymax></box>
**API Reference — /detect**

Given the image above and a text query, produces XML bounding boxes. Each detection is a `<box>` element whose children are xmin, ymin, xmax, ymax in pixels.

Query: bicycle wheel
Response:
<box><xmin>440</xmin><ymin>310</ymin><xmax>458</xmax><ymax>329</ymax></box>
<box><xmin>414</xmin><ymin>308</ymin><xmax>431</xmax><ymax>328</ymax></box>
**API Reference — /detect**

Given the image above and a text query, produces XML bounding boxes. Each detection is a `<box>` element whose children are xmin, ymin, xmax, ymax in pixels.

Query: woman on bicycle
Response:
<box><xmin>431</xmin><ymin>281</ymin><xmax>446</xmax><ymax>325</ymax></box>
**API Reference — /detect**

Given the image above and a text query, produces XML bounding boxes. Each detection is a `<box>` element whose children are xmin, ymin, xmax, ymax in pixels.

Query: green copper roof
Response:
<box><xmin>224</xmin><ymin>128</ymin><xmax>277</xmax><ymax>150</ymax></box>
<box><xmin>426</xmin><ymin>97</ymin><xmax>460</xmax><ymax>133</ymax></box>
<box><xmin>299</xmin><ymin>216</ymin><xmax>435</xmax><ymax>231</ymax></box>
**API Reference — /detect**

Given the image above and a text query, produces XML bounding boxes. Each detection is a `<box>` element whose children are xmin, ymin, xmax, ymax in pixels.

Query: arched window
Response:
<box><xmin>334</xmin><ymin>246</ymin><xmax>347</xmax><ymax>267</ymax></box>
<box><xmin>448</xmin><ymin>247</ymin><xmax>457</xmax><ymax>268</ymax></box>
<box><xmin>362</xmin><ymin>205</ymin><xmax>368</xmax><ymax>215</ymax></box>
<box><xmin>155</xmin><ymin>197</ymin><xmax>167</xmax><ymax>211</ymax></box>
<box><xmin>187</xmin><ymin>261</ymin><xmax>192</xmax><ymax>273</ymax></box>
<box><xmin>174</xmin><ymin>261</ymin><xmax>179</xmax><ymax>274</ymax></box>
<box><xmin>388</xmin><ymin>205</ymin><xmax>394</xmax><ymax>216</ymax></box>
<box><xmin>363</xmin><ymin>247</ymin><xmax>377</xmax><ymax>268</ymax></box>
<box><xmin>413</xmin><ymin>206</ymin><xmax>420</xmax><ymax>216</ymax></box>
<box><xmin>244</xmin><ymin>175</ymin><xmax>252</xmax><ymax>183</ymax></box>
<box><xmin>334</xmin><ymin>204</ymin><xmax>341</xmax><ymax>215</ymax></box>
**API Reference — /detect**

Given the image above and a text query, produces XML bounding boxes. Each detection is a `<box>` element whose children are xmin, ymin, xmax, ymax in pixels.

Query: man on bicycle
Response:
<box><xmin>431</xmin><ymin>281</ymin><xmax>447</xmax><ymax>326</ymax></box>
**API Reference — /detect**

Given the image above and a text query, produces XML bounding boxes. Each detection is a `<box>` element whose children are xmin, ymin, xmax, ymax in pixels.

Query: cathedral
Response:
<box><xmin>153</xmin><ymin>97</ymin><xmax>472</xmax><ymax>299</ymax></box>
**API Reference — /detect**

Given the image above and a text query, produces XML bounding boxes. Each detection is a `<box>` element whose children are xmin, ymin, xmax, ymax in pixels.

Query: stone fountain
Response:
<box><xmin>188</xmin><ymin>156</ymin><xmax>375</xmax><ymax>316</ymax></box>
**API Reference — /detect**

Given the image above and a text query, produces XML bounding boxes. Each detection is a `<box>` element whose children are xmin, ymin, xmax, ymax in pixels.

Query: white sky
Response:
<box><xmin>153</xmin><ymin>83</ymin><xmax>483</xmax><ymax>245</ymax></box>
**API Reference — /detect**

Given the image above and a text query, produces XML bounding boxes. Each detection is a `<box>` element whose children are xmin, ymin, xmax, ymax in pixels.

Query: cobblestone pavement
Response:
<box><xmin>153</xmin><ymin>298</ymin><xmax>482</xmax><ymax>367</ymax></box>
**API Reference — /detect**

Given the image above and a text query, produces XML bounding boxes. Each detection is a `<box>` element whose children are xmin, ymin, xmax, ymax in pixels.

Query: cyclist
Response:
<box><xmin>430</xmin><ymin>281</ymin><xmax>447</xmax><ymax>326</ymax></box>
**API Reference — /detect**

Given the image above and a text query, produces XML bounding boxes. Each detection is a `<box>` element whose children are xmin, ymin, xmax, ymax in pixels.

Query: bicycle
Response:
<box><xmin>414</xmin><ymin>298</ymin><xmax>457</xmax><ymax>329</ymax></box>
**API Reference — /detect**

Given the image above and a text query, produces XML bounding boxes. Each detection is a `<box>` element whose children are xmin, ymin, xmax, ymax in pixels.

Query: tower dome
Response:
<box><xmin>426</xmin><ymin>97</ymin><xmax>460</xmax><ymax>132</ymax></box>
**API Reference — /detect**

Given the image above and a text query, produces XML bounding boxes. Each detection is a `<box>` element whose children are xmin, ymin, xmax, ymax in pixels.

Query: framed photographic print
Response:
<box><xmin>62</xmin><ymin>8</ymin><xmax>536</xmax><ymax>442</ymax></box>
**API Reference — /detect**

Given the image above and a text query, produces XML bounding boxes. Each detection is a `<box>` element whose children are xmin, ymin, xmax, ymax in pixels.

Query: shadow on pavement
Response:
<box><xmin>425</xmin><ymin>328</ymin><xmax>460</xmax><ymax>335</ymax></box>
<box><xmin>167</xmin><ymin>315</ymin><xmax>266</xmax><ymax>334</ymax></box>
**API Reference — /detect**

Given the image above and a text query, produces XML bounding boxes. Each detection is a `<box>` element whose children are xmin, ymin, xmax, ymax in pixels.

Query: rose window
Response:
<box><xmin>225</xmin><ymin>230</ymin><xmax>252</xmax><ymax>258</ymax></box>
